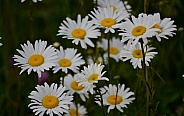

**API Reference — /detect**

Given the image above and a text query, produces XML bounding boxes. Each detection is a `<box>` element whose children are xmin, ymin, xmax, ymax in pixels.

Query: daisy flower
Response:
<box><xmin>13</xmin><ymin>40</ymin><xmax>58</xmax><ymax>77</ymax></box>
<box><xmin>88</xmin><ymin>7</ymin><xmax>129</xmax><ymax>33</ymax></box>
<box><xmin>150</xmin><ymin>13</ymin><xmax>177</xmax><ymax>41</ymax></box>
<box><xmin>21</xmin><ymin>0</ymin><xmax>42</xmax><ymax>3</ymax></box>
<box><xmin>77</xmin><ymin>63</ymin><xmax>109</xmax><ymax>94</ymax></box>
<box><xmin>97</xmin><ymin>37</ymin><xmax>124</xmax><ymax>62</ymax></box>
<box><xmin>61</xmin><ymin>74</ymin><xmax>89</xmax><ymax>102</ymax></box>
<box><xmin>95</xmin><ymin>84</ymin><xmax>135</xmax><ymax>113</ymax></box>
<box><xmin>53</xmin><ymin>46</ymin><xmax>85</xmax><ymax>74</ymax></box>
<box><xmin>57</xmin><ymin>14</ymin><xmax>101</xmax><ymax>49</ymax></box>
<box><xmin>64</xmin><ymin>102</ymin><xmax>87</xmax><ymax>116</ymax></box>
<box><xmin>94</xmin><ymin>0</ymin><xmax>131</xmax><ymax>14</ymax></box>
<box><xmin>118</xmin><ymin>13</ymin><xmax>160</xmax><ymax>46</ymax></box>
<box><xmin>0</xmin><ymin>37</ymin><xmax>2</xmax><ymax>46</ymax></box>
<box><xmin>28</xmin><ymin>82</ymin><xmax>73</xmax><ymax>116</ymax></box>
<box><xmin>120</xmin><ymin>42</ymin><xmax>158</xmax><ymax>69</ymax></box>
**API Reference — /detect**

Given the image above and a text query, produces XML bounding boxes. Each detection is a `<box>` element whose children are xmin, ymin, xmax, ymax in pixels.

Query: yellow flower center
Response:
<box><xmin>152</xmin><ymin>24</ymin><xmax>162</xmax><ymax>34</ymax></box>
<box><xmin>28</xmin><ymin>54</ymin><xmax>44</xmax><ymax>67</ymax></box>
<box><xmin>71</xmin><ymin>81</ymin><xmax>84</xmax><ymax>91</ymax></box>
<box><xmin>101</xmin><ymin>18</ymin><xmax>116</xmax><ymax>27</ymax></box>
<box><xmin>58</xmin><ymin>58</ymin><xmax>71</xmax><ymax>67</ymax></box>
<box><xmin>72</xmin><ymin>28</ymin><xmax>86</xmax><ymax>39</ymax></box>
<box><xmin>69</xmin><ymin>109</ymin><xmax>80</xmax><ymax>116</ymax></box>
<box><xmin>42</xmin><ymin>96</ymin><xmax>59</xmax><ymax>109</ymax></box>
<box><xmin>88</xmin><ymin>74</ymin><xmax>98</xmax><ymax>83</ymax></box>
<box><xmin>110</xmin><ymin>47</ymin><xmax>119</xmax><ymax>55</ymax></box>
<box><xmin>132</xmin><ymin>49</ymin><xmax>143</xmax><ymax>58</ymax></box>
<box><xmin>132</xmin><ymin>26</ymin><xmax>146</xmax><ymax>36</ymax></box>
<box><xmin>107</xmin><ymin>94</ymin><xmax>123</xmax><ymax>105</ymax></box>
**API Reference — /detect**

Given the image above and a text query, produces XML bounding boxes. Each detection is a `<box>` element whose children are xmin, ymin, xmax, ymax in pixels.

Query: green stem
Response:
<box><xmin>140</xmin><ymin>41</ymin><xmax>151</xmax><ymax>116</ymax></box>
<box><xmin>113</xmin><ymin>80</ymin><xmax>119</xmax><ymax>116</ymax></box>
<box><xmin>74</xmin><ymin>93</ymin><xmax>79</xmax><ymax>116</ymax></box>
<box><xmin>107</xmin><ymin>33</ymin><xmax>110</xmax><ymax>80</ymax></box>
<box><xmin>97</xmin><ymin>87</ymin><xmax>106</xmax><ymax>116</ymax></box>
<box><xmin>29</xmin><ymin>1</ymin><xmax>33</xmax><ymax>41</ymax></box>
<box><xmin>144</xmin><ymin>0</ymin><xmax>147</xmax><ymax>13</ymax></box>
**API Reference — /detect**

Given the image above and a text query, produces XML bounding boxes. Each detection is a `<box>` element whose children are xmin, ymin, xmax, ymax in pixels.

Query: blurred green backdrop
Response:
<box><xmin>0</xmin><ymin>0</ymin><xmax>184</xmax><ymax>116</ymax></box>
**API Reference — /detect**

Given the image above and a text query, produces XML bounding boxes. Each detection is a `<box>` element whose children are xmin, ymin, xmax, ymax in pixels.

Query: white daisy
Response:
<box><xmin>150</xmin><ymin>13</ymin><xmax>177</xmax><ymax>41</ymax></box>
<box><xmin>21</xmin><ymin>0</ymin><xmax>42</xmax><ymax>3</ymax></box>
<box><xmin>13</xmin><ymin>40</ymin><xmax>58</xmax><ymax>77</ymax></box>
<box><xmin>95</xmin><ymin>84</ymin><xmax>135</xmax><ymax>113</ymax></box>
<box><xmin>57</xmin><ymin>14</ymin><xmax>101</xmax><ymax>49</ymax></box>
<box><xmin>77</xmin><ymin>63</ymin><xmax>109</xmax><ymax>94</ymax></box>
<box><xmin>0</xmin><ymin>37</ymin><xmax>2</xmax><ymax>46</ymax></box>
<box><xmin>28</xmin><ymin>82</ymin><xmax>73</xmax><ymax>116</ymax></box>
<box><xmin>53</xmin><ymin>46</ymin><xmax>85</xmax><ymax>74</ymax></box>
<box><xmin>61</xmin><ymin>74</ymin><xmax>89</xmax><ymax>102</ymax></box>
<box><xmin>94</xmin><ymin>0</ymin><xmax>131</xmax><ymax>14</ymax></box>
<box><xmin>118</xmin><ymin>13</ymin><xmax>160</xmax><ymax>46</ymax></box>
<box><xmin>120</xmin><ymin>42</ymin><xmax>158</xmax><ymax>69</ymax></box>
<box><xmin>88</xmin><ymin>7</ymin><xmax>129</xmax><ymax>33</ymax></box>
<box><xmin>97</xmin><ymin>37</ymin><xmax>124</xmax><ymax>62</ymax></box>
<box><xmin>64</xmin><ymin>103</ymin><xmax>87</xmax><ymax>116</ymax></box>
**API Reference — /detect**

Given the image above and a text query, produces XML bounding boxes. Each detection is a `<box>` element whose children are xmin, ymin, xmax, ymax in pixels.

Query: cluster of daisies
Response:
<box><xmin>13</xmin><ymin>39</ymin><xmax>135</xmax><ymax>115</ymax></box>
<box><xmin>13</xmin><ymin>0</ymin><xmax>177</xmax><ymax>115</ymax></box>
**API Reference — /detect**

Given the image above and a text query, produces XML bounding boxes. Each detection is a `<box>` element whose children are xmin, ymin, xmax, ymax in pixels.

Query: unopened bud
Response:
<box><xmin>53</xmin><ymin>42</ymin><xmax>60</xmax><ymax>48</ymax></box>
<box><xmin>178</xmin><ymin>27</ymin><xmax>183</xmax><ymax>32</ymax></box>
<box><xmin>114</xmin><ymin>75</ymin><xmax>120</xmax><ymax>80</ymax></box>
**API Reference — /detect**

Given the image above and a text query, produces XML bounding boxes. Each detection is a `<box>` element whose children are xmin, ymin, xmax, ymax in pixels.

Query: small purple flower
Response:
<box><xmin>37</xmin><ymin>71</ymin><xmax>50</xmax><ymax>85</ymax></box>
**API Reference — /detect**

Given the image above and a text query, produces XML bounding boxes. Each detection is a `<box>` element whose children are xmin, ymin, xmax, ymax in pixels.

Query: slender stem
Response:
<box><xmin>74</xmin><ymin>93</ymin><xmax>78</xmax><ymax>116</ymax></box>
<box><xmin>97</xmin><ymin>88</ymin><xmax>106</xmax><ymax>116</ymax></box>
<box><xmin>94</xmin><ymin>0</ymin><xmax>98</xmax><ymax>8</ymax></box>
<box><xmin>107</xmin><ymin>33</ymin><xmax>110</xmax><ymax>79</ymax></box>
<box><xmin>143</xmin><ymin>0</ymin><xmax>150</xmax><ymax>115</ymax></box>
<box><xmin>29</xmin><ymin>1</ymin><xmax>33</xmax><ymax>41</ymax></box>
<box><xmin>140</xmin><ymin>41</ymin><xmax>150</xmax><ymax>116</ymax></box>
<box><xmin>114</xmin><ymin>82</ymin><xmax>119</xmax><ymax>116</ymax></box>
<box><xmin>144</xmin><ymin>0</ymin><xmax>147</xmax><ymax>13</ymax></box>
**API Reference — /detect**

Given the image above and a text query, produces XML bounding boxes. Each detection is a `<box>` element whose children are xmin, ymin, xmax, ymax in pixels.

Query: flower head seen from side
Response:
<box><xmin>86</xmin><ymin>55</ymin><xmax>107</xmax><ymax>65</ymax></box>
<box><xmin>57</xmin><ymin>14</ymin><xmax>101</xmax><ymax>49</ymax></box>
<box><xmin>95</xmin><ymin>84</ymin><xmax>135</xmax><ymax>113</ymax></box>
<box><xmin>123</xmin><ymin>1</ymin><xmax>132</xmax><ymax>13</ymax></box>
<box><xmin>0</xmin><ymin>37</ymin><xmax>2</xmax><ymax>46</ymax></box>
<box><xmin>61</xmin><ymin>74</ymin><xmax>89</xmax><ymax>102</ymax></box>
<box><xmin>77</xmin><ymin>63</ymin><xmax>109</xmax><ymax>94</ymax></box>
<box><xmin>94</xmin><ymin>0</ymin><xmax>131</xmax><ymax>14</ymax></box>
<box><xmin>53</xmin><ymin>46</ymin><xmax>85</xmax><ymax>74</ymax></box>
<box><xmin>118</xmin><ymin>13</ymin><xmax>160</xmax><ymax>46</ymax></box>
<box><xmin>120</xmin><ymin>42</ymin><xmax>158</xmax><ymax>69</ymax></box>
<box><xmin>64</xmin><ymin>102</ymin><xmax>87</xmax><ymax>116</ymax></box>
<box><xmin>89</xmin><ymin>7</ymin><xmax>129</xmax><ymax>33</ymax></box>
<box><xmin>150</xmin><ymin>13</ymin><xmax>177</xmax><ymax>42</ymax></box>
<box><xmin>21</xmin><ymin>0</ymin><xmax>42</xmax><ymax>3</ymax></box>
<box><xmin>13</xmin><ymin>40</ymin><xmax>58</xmax><ymax>77</ymax></box>
<box><xmin>28</xmin><ymin>82</ymin><xmax>73</xmax><ymax>116</ymax></box>
<box><xmin>97</xmin><ymin>37</ymin><xmax>124</xmax><ymax>62</ymax></box>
